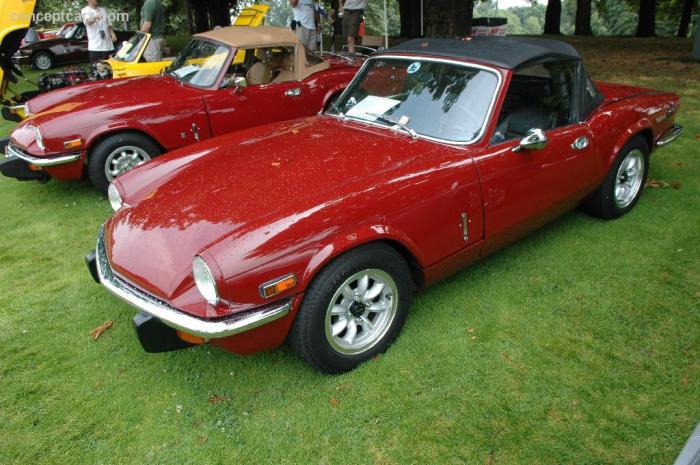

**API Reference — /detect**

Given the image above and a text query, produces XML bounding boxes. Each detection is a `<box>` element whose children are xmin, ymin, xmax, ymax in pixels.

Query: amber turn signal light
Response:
<box><xmin>63</xmin><ymin>138</ymin><xmax>84</xmax><ymax>150</ymax></box>
<box><xmin>176</xmin><ymin>330</ymin><xmax>206</xmax><ymax>345</ymax></box>
<box><xmin>260</xmin><ymin>274</ymin><xmax>297</xmax><ymax>299</ymax></box>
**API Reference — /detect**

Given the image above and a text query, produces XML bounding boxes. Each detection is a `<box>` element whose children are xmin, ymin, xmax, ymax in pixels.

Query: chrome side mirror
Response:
<box><xmin>512</xmin><ymin>128</ymin><xmax>548</xmax><ymax>152</ymax></box>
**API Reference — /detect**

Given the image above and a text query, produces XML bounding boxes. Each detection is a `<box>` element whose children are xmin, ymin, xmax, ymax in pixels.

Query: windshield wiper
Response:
<box><xmin>365</xmin><ymin>112</ymin><xmax>417</xmax><ymax>139</ymax></box>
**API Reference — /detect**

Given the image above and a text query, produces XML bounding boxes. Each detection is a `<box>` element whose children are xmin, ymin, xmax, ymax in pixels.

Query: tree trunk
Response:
<box><xmin>189</xmin><ymin>0</ymin><xmax>210</xmax><ymax>33</ymax></box>
<box><xmin>636</xmin><ymin>0</ymin><xmax>656</xmax><ymax>37</ymax></box>
<box><xmin>575</xmin><ymin>0</ymin><xmax>593</xmax><ymax>35</ymax></box>
<box><xmin>399</xmin><ymin>0</ymin><xmax>423</xmax><ymax>37</ymax></box>
<box><xmin>677</xmin><ymin>0</ymin><xmax>695</xmax><ymax>37</ymax></box>
<box><xmin>424</xmin><ymin>0</ymin><xmax>474</xmax><ymax>37</ymax></box>
<box><xmin>544</xmin><ymin>0</ymin><xmax>562</xmax><ymax>35</ymax></box>
<box><xmin>209</xmin><ymin>0</ymin><xmax>234</xmax><ymax>28</ymax></box>
<box><xmin>183</xmin><ymin>0</ymin><xmax>195</xmax><ymax>35</ymax></box>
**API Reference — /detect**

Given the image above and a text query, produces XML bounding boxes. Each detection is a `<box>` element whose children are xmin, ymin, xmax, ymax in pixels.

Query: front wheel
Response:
<box><xmin>88</xmin><ymin>132</ymin><xmax>162</xmax><ymax>194</ymax></box>
<box><xmin>585</xmin><ymin>136</ymin><xmax>649</xmax><ymax>219</ymax></box>
<box><xmin>288</xmin><ymin>244</ymin><xmax>413</xmax><ymax>373</ymax></box>
<box><xmin>32</xmin><ymin>52</ymin><xmax>54</xmax><ymax>71</ymax></box>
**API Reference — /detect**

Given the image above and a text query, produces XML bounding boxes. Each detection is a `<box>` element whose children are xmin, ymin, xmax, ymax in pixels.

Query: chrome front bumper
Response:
<box><xmin>5</xmin><ymin>143</ymin><xmax>81</xmax><ymax>167</ymax></box>
<box><xmin>94</xmin><ymin>225</ymin><xmax>291</xmax><ymax>339</ymax></box>
<box><xmin>656</xmin><ymin>123</ymin><xmax>683</xmax><ymax>147</ymax></box>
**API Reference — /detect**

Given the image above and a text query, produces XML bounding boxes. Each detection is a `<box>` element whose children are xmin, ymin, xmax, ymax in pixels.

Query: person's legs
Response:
<box><xmin>296</xmin><ymin>27</ymin><xmax>317</xmax><ymax>51</ymax></box>
<box><xmin>143</xmin><ymin>37</ymin><xmax>164</xmax><ymax>62</ymax></box>
<box><xmin>342</xmin><ymin>9</ymin><xmax>361</xmax><ymax>53</ymax></box>
<box><xmin>89</xmin><ymin>50</ymin><xmax>111</xmax><ymax>64</ymax></box>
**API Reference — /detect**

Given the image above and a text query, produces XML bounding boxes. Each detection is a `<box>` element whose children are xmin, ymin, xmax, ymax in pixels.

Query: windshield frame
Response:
<box><xmin>166</xmin><ymin>38</ymin><xmax>233</xmax><ymax>90</ymax></box>
<box><xmin>326</xmin><ymin>55</ymin><xmax>504</xmax><ymax>146</ymax></box>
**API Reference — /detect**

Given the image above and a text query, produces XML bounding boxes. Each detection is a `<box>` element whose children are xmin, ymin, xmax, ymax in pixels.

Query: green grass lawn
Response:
<box><xmin>0</xmin><ymin>37</ymin><xmax>698</xmax><ymax>465</ymax></box>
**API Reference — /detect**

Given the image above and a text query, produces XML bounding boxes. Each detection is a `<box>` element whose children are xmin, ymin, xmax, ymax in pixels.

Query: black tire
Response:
<box><xmin>288</xmin><ymin>243</ymin><xmax>413</xmax><ymax>374</ymax></box>
<box><xmin>32</xmin><ymin>51</ymin><xmax>54</xmax><ymax>71</ymax></box>
<box><xmin>585</xmin><ymin>135</ymin><xmax>650</xmax><ymax>220</ymax></box>
<box><xmin>88</xmin><ymin>132</ymin><xmax>162</xmax><ymax>194</ymax></box>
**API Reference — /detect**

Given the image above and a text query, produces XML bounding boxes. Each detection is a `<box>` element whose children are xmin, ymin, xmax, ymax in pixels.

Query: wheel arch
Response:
<box><xmin>85</xmin><ymin>127</ymin><xmax>166</xmax><ymax>160</ymax></box>
<box><xmin>608</xmin><ymin>120</ymin><xmax>654</xmax><ymax>168</ymax></box>
<box><xmin>300</xmin><ymin>228</ymin><xmax>426</xmax><ymax>294</ymax></box>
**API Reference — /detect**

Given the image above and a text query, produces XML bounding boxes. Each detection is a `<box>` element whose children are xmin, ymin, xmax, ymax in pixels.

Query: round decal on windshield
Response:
<box><xmin>407</xmin><ymin>62</ymin><xmax>421</xmax><ymax>74</ymax></box>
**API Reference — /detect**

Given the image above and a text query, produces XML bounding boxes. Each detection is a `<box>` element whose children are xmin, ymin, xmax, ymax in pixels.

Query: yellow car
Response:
<box><xmin>0</xmin><ymin>0</ymin><xmax>37</xmax><ymax>122</ymax></box>
<box><xmin>104</xmin><ymin>5</ymin><xmax>268</xmax><ymax>79</ymax></box>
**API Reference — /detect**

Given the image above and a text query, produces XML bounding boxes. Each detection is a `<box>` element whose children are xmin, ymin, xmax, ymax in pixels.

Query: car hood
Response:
<box><xmin>27</xmin><ymin>75</ymin><xmax>198</xmax><ymax>118</ymax></box>
<box><xmin>107</xmin><ymin>116</ymin><xmax>443</xmax><ymax>302</ymax></box>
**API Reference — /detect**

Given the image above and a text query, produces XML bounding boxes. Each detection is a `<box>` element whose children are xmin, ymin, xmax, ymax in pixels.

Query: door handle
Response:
<box><xmin>571</xmin><ymin>136</ymin><xmax>590</xmax><ymax>150</ymax></box>
<box><xmin>285</xmin><ymin>88</ymin><xmax>301</xmax><ymax>97</ymax></box>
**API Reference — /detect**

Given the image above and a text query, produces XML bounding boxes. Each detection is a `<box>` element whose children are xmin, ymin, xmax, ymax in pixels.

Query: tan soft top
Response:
<box><xmin>195</xmin><ymin>26</ymin><xmax>329</xmax><ymax>81</ymax></box>
<box><xmin>196</xmin><ymin>26</ymin><xmax>299</xmax><ymax>49</ymax></box>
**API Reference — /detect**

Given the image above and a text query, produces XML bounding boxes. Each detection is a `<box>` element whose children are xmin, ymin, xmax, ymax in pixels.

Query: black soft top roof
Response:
<box><xmin>387</xmin><ymin>37</ymin><xmax>581</xmax><ymax>70</ymax></box>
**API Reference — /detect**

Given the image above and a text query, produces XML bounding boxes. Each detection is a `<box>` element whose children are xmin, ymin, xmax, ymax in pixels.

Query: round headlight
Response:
<box><xmin>192</xmin><ymin>256</ymin><xmax>219</xmax><ymax>305</ymax></box>
<box><xmin>107</xmin><ymin>183</ymin><xmax>123</xmax><ymax>211</ymax></box>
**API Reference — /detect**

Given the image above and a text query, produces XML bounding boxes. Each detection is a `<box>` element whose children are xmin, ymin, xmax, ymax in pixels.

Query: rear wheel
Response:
<box><xmin>32</xmin><ymin>52</ymin><xmax>54</xmax><ymax>70</ymax></box>
<box><xmin>88</xmin><ymin>132</ymin><xmax>162</xmax><ymax>194</ymax></box>
<box><xmin>585</xmin><ymin>136</ymin><xmax>649</xmax><ymax>219</ymax></box>
<box><xmin>288</xmin><ymin>244</ymin><xmax>413</xmax><ymax>373</ymax></box>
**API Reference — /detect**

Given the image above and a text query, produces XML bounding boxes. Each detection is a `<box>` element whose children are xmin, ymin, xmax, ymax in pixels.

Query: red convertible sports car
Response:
<box><xmin>1</xmin><ymin>26</ymin><xmax>362</xmax><ymax>193</ymax></box>
<box><xmin>86</xmin><ymin>37</ymin><xmax>682</xmax><ymax>373</ymax></box>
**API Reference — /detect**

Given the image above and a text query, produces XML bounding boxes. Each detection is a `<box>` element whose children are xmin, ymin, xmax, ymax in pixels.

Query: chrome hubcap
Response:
<box><xmin>614</xmin><ymin>149</ymin><xmax>644</xmax><ymax>208</ymax></box>
<box><xmin>36</xmin><ymin>55</ymin><xmax>51</xmax><ymax>69</ymax></box>
<box><xmin>104</xmin><ymin>146</ymin><xmax>151</xmax><ymax>182</ymax></box>
<box><xmin>325</xmin><ymin>269</ymin><xmax>398</xmax><ymax>355</ymax></box>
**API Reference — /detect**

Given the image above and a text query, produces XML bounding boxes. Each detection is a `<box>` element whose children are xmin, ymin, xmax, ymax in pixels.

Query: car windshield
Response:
<box><xmin>328</xmin><ymin>58</ymin><xmax>500</xmax><ymax>143</ymax></box>
<box><xmin>166</xmin><ymin>39</ymin><xmax>230</xmax><ymax>88</ymax></box>
<box><xmin>114</xmin><ymin>33</ymin><xmax>148</xmax><ymax>62</ymax></box>
<box><xmin>62</xmin><ymin>24</ymin><xmax>79</xmax><ymax>39</ymax></box>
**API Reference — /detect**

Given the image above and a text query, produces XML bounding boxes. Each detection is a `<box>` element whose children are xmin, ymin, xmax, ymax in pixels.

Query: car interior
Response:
<box><xmin>491</xmin><ymin>60</ymin><xmax>577</xmax><ymax>144</ymax></box>
<box><xmin>223</xmin><ymin>46</ymin><xmax>295</xmax><ymax>87</ymax></box>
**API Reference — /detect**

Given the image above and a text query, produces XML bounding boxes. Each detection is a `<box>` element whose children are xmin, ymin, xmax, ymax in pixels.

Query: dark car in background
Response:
<box><xmin>12</xmin><ymin>22</ymin><xmax>130</xmax><ymax>70</ymax></box>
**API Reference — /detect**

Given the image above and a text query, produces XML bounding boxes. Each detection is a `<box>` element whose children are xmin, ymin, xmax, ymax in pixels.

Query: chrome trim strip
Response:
<box><xmin>325</xmin><ymin>54</ymin><xmax>504</xmax><ymax>146</ymax></box>
<box><xmin>6</xmin><ymin>144</ymin><xmax>81</xmax><ymax>167</ymax></box>
<box><xmin>95</xmin><ymin>225</ymin><xmax>291</xmax><ymax>339</ymax></box>
<box><xmin>656</xmin><ymin>123</ymin><xmax>683</xmax><ymax>147</ymax></box>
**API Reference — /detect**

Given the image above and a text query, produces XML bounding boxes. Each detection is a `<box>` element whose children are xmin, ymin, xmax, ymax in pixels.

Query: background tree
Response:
<box><xmin>636</xmin><ymin>0</ymin><xmax>657</xmax><ymax>36</ymax></box>
<box><xmin>676</xmin><ymin>0</ymin><xmax>697</xmax><ymax>37</ymax></box>
<box><xmin>544</xmin><ymin>0</ymin><xmax>563</xmax><ymax>34</ymax></box>
<box><xmin>575</xmin><ymin>0</ymin><xmax>593</xmax><ymax>34</ymax></box>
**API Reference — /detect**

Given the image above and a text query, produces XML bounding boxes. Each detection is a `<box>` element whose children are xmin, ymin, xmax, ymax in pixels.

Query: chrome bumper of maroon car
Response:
<box><xmin>94</xmin><ymin>225</ymin><xmax>292</xmax><ymax>339</ymax></box>
<box><xmin>656</xmin><ymin>123</ymin><xmax>683</xmax><ymax>147</ymax></box>
<box><xmin>5</xmin><ymin>143</ymin><xmax>81</xmax><ymax>167</ymax></box>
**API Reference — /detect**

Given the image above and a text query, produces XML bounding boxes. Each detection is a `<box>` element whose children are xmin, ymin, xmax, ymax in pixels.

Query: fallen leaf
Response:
<box><xmin>671</xmin><ymin>181</ymin><xmax>682</xmax><ymax>189</ymax></box>
<box><xmin>645</xmin><ymin>179</ymin><xmax>670</xmax><ymax>188</ymax></box>
<box><xmin>192</xmin><ymin>419</ymin><xmax>203</xmax><ymax>428</ymax></box>
<box><xmin>470</xmin><ymin>336</ymin><xmax>478</xmax><ymax>341</ymax></box>
<box><xmin>329</xmin><ymin>396</ymin><xmax>339</xmax><ymax>408</ymax></box>
<box><xmin>682</xmin><ymin>376</ymin><xmax>688</xmax><ymax>385</ymax></box>
<box><xmin>694</xmin><ymin>134</ymin><xmax>700</xmax><ymax>141</ymax></box>
<box><xmin>485</xmin><ymin>451</ymin><xmax>495</xmax><ymax>465</ymax></box>
<box><xmin>208</xmin><ymin>395</ymin><xmax>230</xmax><ymax>404</ymax></box>
<box><xmin>196</xmin><ymin>435</ymin><xmax>208</xmax><ymax>445</ymax></box>
<box><xmin>467</xmin><ymin>327</ymin><xmax>476</xmax><ymax>333</ymax></box>
<box><xmin>90</xmin><ymin>320</ymin><xmax>113</xmax><ymax>341</ymax></box>
<box><xmin>271</xmin><ymin>162</ymin><xmax>281</xmax><ymax>167</ymax></box>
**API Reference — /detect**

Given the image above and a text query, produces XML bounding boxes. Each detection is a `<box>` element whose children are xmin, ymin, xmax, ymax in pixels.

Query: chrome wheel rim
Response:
<box><xmin>35</xmin><ymin>55</ymin><xmax>51</xmax><ymax>70</ymax></box>
<box><xmin>324</xmin><ymin>269</ymin><xmax>398</xmax><ymax>355</ymax></box>
<box><xmin>104</xmin><ymin>146</ymin><xmax>151</xmax><ymax>182</ymax></box>
<box><xmin>614</xmin><ymin>149</ymin><xmax>644</xmax><ymax>209</ymax></box>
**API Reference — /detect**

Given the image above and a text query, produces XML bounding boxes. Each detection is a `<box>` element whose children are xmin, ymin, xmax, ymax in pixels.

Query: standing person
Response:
<box><xmin>140</xmin><ymin>0</ymin><xmax>166</xmax><ymax>62</ymax></box>
<box><xmin>289</xmin><ymin>0</ymin><xmax>320</xmax><ymax>51</ymax></box>
<box><xmin>328</xmin><ymin>0</ymin><xmax>343</xmax><ymax>50</ymax></box>
<box><xmin>340</xmin><ymin>0</ymin><xmax>367</xmax><ymax>53</ymax></box>
<box><xmin>81</xmin><ymin>0</ymin><xmax>117</xmax><ymax>64</ymax></box>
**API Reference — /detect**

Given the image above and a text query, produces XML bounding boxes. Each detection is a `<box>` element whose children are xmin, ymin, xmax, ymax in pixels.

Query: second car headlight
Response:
<box><xmin>107</xmin><ymin>183</ymin><xmax>123</xmax><ymax>211</ymax></box>
<box><xmin>192</xmin><ymin>256</ymin><xmax>219</xmax><ymax>305</ymax></box>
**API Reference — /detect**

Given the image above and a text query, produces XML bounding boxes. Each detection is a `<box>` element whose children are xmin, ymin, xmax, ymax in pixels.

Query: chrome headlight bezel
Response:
<box><xmin>33</xmin><ymin>126</ymin><xmax>45</xmax><ymax>151</ymax></box>
<box><xmin>192</xmin><ymin>256</ymin><xmax>219</xmax><ymax>306</ymax></box>
<box><xmin>107</xmin><ymin>183</ymin><xmax>123</xmax><ymax>212</ymax></box>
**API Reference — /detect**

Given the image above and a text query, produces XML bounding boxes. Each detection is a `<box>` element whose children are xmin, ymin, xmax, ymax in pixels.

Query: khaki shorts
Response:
<box><xmin>144</xmin><ymin>37</ymin><xmax>165</xmax><ymax>62</ymax></box>
<box><xmin>342</xmin><ymin>9</ymin><xmax>363</xmax><ymax>39</ymax></box>
<box><xmin>295</xmin><ymin>26</ymin><xmax>317</xmax><ymax>51</ymax></box>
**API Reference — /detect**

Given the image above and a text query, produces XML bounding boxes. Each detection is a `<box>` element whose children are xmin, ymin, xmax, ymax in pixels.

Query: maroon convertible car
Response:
<box><xmin>86</xmin><ymin>37</ymin><xmax>682</xmax><ymax>373</ymax></box>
